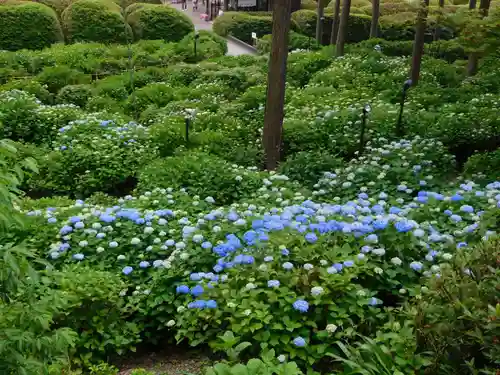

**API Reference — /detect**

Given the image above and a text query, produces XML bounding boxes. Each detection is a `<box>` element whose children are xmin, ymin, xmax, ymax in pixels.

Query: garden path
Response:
<box><xmin>167</xmin><ymin>1</ymin><xmax>258</xmax><ymax>56</ymax></box>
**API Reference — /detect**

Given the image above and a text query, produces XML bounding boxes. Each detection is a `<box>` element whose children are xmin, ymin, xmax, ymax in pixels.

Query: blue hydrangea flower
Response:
<box><xmin>73</xmin><ymin>253</ymin><xmax>84</xmax><ymax>261</ymax></box>
<box><xmin>188</xmin><ymin>300</ymin><xmax>206</xmax><ymax>309</ymax></box>
<box><xmin>343</xmin><ymin>260</ymin><xmax>354</xmax><ymax>267</ymax></box>
<box><xmin>190</xmin><ymin>273</ymin><xmax>202</xmax><ymax>281</ymax></box>
<box><xmin>264</xmin><ymin>256</ymin><xmax>274</xmax><ymax>262</ymax></box>
<box><xmin>176</xmin><ymin>285</ymin><xmax>190</xmax><ymax>294</ymax></box>
<box><xmin>48</xmin><ymin>217</ymin><xmax>57</xmax><ymax>224</ymax></box>
<box><xmin>293</xmin><ymin>337</ymin><xmax>306</xmax><ymax>347</ymax></box>
<box><xmin>305</xmin><ymin>232</ymin><xmax>318</xmax><ymax>243</ymax></box>
<box><xmin>122</xmin><ymin>266</ymin><xmax>133</xmax><ymax>275</ymax></box>
<box><xmin>191</xmin><ymin>285</ymin><xmax>204</xmax><ymax>297</ymax></box>
<box><xmin>293</xmin><ymin>299</ymin><xmax>309</xmax><ymax>313</ymax></box>
<box><xmin>369</xmin><ymin>297</ymin><xmax>380</xmax><ymax>306</ymax></box>
<box><xmin>281</xmin><ymin>248</ymin><xmax>290</xmax><ymax>256</ymax></box>
<box><xmin>206</xmin><ymin>300</ymin><xmax>217</xmax><ymax>309</ymax></box>
<box><xmin>283</xmin><ymin>262</ymin><xmax>293</xmax><ymax>270</ymax></box>
<box><xmin>410</xmin><ymin>261</ymin><xmax>423</xmax><ymax>271</ymax></box>
<box><xmin>450</xmin><ymin>214</ymin><xmax>462</xmax><ymax>223</ymax></box>
<box><xmin>268</xmin><ymin>280</ymin><xmax>280</xmax><ymax>288</ymax></box>
<box><xmin>139</xmin><ymin>261</ymin><xmax>150</xmax><ymax>268</ymax></box>
<box><xmin>60</xmin><ymin>225</ymin><xmax>73</xmax><ymax>235</ymax></box>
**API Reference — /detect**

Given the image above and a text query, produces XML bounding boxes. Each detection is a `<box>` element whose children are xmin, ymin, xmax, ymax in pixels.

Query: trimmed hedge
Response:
<box><xmin>121</xmin><ymin>0</ymin><xmax>161</xmax><ymax>8</ymax></box>
<box><xmin>292</xmin><ymin>9</ymin><xmax>371</xmax><ymax>44</ymax></box>
<box><xmin>257</xmin><ymin>31</ymin><xmax>319</xmax><ymax>54</ymax></box>
<box><xmin>213</xmin><ymin>12</ymin><xmax>273</xmax><ymax>44</ymax></box>
<box><xmin>36</xmin><ymin>0</ymin><xmax>74</xmax><ymax>15</ymax></box>
<box><xmin>124</xmin><ymin>2</ymin><xmax>145</xmax><ymax>17</ymax></box>
<box><xmin>0</xmin><ymin>2</ymin><xmax>64</xmax><ymax>51</ymax></box>
<box><xmin>174</xmin><ymin>31</ymin><xmax>228</xmax><ymax>63</ymax></box>
<box><xmin>127</xmin><ymin>4</ymin><xmax>193</xmax><ymax>42</ymax></box>
<box><xmin>61</xmin><ymin>0</ymin><xmax>131</xmax><ymax>44</ymax></box>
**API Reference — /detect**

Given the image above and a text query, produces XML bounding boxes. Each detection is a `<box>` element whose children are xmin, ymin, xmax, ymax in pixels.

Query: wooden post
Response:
<box><xmin>335</xmin><ymin>0</ymin><xmax>351</xmax><ymax>56</ymax></box>
<box><xmin>330</xmin><ymin>0</ymin><xmax>341</xmax><ymax>44</ymax></box>
<box><xmin>409</xmin><ymin>0</ymin><xmax>429</xmax><ymax>85</ymax></box>
<box><xmin>262</xmin><ymin>0</ymin><xmax>292</xmax><ymax>170</ymax></box>
<box><xmin>370</xmin><ymin>0</ymin><xmax>380</xmax><ymax>38</ymax></box>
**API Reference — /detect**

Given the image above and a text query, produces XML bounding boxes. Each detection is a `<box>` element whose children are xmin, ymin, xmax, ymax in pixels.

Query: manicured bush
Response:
<box><xmin>279</xmin><ymin>150</ymin><xmax>343</xmax><ymax>187</ymax></box>
<box><xmin>127</xmin><ymin>4</ymin><xmax>194</xmax><ymax>42</ymax></box>
<box><xmin>124</xmin><ymin>1</ymin><xmax>146</xmax><ymax>17</ymax></box>
<box><xmin>0</xmin><ymin>2</ymin><xmax>63</xmax><ymax>51</ymax></box>
<box><xmin>121</xmin><ymin>0</ymin><xmax>161</xmax><ymax>8</ymax></box>
<box><xmin>136</xmin><ymin>152</ymin><xmax>264</xmax><ymax>205</ymax></box>
<box><xmin>61</xmin><ymin>0</ymin><xmax>132</xmax><ymax>44</ymax></box>
<box><xmin>175</xmin><ymin>31</ymin><xmax>228</xmax><ymax>63</ymax></box>
<box><xmin>56</xmin><ymin>84</ymin><xmax>93</xmax><ymax>107</ymax></box>
<box><xmin>464</xmin><ymin>149</ymin><xmax>500</xmax><ymax>181</ymax></box>
<box><xmin>37</xmin><ymin>0</ymin><xmax>74</xmax><ymax>15</ymax></box>
<box><xmin>292</xmin><ymin>10</ymin><xmax>371</xmax><ymax>44</ymax></box>
<box><xmin>213</xmin><ymin>12</ymin><xmax>273</xmax><ymax>44</ymax></box>
<box><xmin>257</xmin><ymin>31</ymin><xmax>318</xmax><ymax>54</ymax></box>
<box><xmin>36</xmin><ymin>65</ymin><xmax>90</xmax><ymax>94</ymax></box>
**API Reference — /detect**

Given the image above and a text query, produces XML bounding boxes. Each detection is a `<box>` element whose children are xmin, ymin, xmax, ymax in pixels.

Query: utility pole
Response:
<box><xmin>262</xmin><ymin>0</ymin><xmax>292</xmax><ymax>170</ymax></box>
<box><xmin>409</xmin><ymin>0</ymin><xmax>429</xmax><ymax>85</ymax></box>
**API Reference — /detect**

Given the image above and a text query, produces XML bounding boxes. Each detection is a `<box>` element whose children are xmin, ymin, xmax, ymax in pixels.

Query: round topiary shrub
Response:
<box><xmin>36</xmin><ymin>0</ymin><xmax>74</xmax><ymax>15</ymax></box>
<box><xmin>36</xmin><ymin>65</ymin><xmax>90</xmax><ymax>94</ymax></box>
<box><xmin>0</xmin><ymin>2</ymin><xmax>63</xmax><ymax>51</ymax></box>
<box><xmin>175</xmin><ymin>31</ymin><xmax>228</xmax><ymax>63</ymax></box>
<box><xmin>213</xmin><ymin>12</ymin><xmax>273</xmax><ymax>44</ymax></box>
<box><xmin>61</xmin><ymin>0</ymin><xmax>132</xmax><ymax>44</ymax></box>
<box><xmin>121</xmin><ymin>0</ymin><xmax>161</xmax><ymax>9</ymax></box>
<box><xmin>124</xmin><ymin>2</ymin><xmax>145</xmax><ymax>17</ymax></box>
<box><xmin>127</xmin><ymin>4</ymin><xmax>193</xmax><ymax>42</ymax></box>
<box><xmin>56</xmin><ymin>84</ymin><xmax>93</xmax><ymax>107</ymax></box>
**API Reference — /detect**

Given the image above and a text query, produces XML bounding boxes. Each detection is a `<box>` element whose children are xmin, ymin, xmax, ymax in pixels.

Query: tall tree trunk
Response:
<box><xmin>434</xmin><ymin>0</ymin><xmax>445</xmax><ymax>41</ymax></box>
<box><xmin>224</xmin><ymin>0</ymin><xmax>229</xmax><ymax>11</ymax></box>
<box><xmin>410</xmin><ymin>0</ymin><xmax>429</xmax><ymax>85</ymax></box>
<box><xmin>370</xmin><ymin>0</ymin><xmax>380</xmax><ymax>38</ymax></box>
<box><xmin>262</xmin><ymin>0</ymin><xmax>292</xmax><ymax>171</ymax></box>
<box><xmin>467</xmin><ymin>0</ymin><xmax>491</xmax><ymax>76</ymax></box>
<box><xmin>316</xmin><ymin>0</ymin><xmax>325</xmax><ymax>43</ymax></box>
<box><xmin>330</xmin><ymin>0</ymin><xmax>341</xmax><ymax>44</ymax></box>
<box><xmin>469</xmin><ymin>0</ymin><xmax>477</xmax><ymax>9</ymax></box>
<box><xmin>335</xmin><ymin>0</ymin><xmax>351</xmax><ymax>56</ymax></box>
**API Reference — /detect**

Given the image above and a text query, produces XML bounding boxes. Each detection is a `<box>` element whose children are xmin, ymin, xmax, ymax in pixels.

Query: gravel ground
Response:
<box><xmin>118</xmin><ymin>347</ymin><xmax>212</xmax><ymax>375</ymax></box>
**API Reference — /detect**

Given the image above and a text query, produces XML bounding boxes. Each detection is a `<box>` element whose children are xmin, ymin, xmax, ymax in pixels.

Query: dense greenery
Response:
<box><xmin>1</xmin><ymin>4</ymin><xmax>500</xmax><ymax>375</ymax></box>
<box><xmin>0</xmin><ymin>2</ymin><xmax>64</xmax><ymax>51</ymax></box>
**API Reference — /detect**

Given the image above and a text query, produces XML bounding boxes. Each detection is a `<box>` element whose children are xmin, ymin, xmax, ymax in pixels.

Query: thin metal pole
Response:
<box><xmin>396</xmin><ymin>80</ymin><xmax>412</xmax><ymax>136</ymax></box>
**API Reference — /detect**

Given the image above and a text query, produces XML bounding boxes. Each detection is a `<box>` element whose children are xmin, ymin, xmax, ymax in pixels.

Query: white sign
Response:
<box><xmin>238</xmin><ymin>0</ymin><xmax>256</xmax><ymax>7</ymax></box>
<box><xmin>251</xmin><ymin>32</ymin><xmax>257</xmax><ymax>39</ymax></box>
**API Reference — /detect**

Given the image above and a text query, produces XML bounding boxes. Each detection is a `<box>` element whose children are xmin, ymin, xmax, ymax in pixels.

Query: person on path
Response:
<box><xmin>193</xmin><ymin>0</ymin><xmax>198</xmax><ymax>10</ymax></box>
<box><xmin>181</xmin><ymin>0</ymin><xmax>187</xmax><ymax>10</ymax></box>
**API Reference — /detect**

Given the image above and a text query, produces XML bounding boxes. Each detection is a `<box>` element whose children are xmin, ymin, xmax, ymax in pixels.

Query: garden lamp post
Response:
<box><xmin>359</xmin><ymin>103</ymin><xmax>371</xmax><ymax>154</ymax></box>
<box><xmin>194</xmin><ymin>30</ymin><xmax>200</xmax><ymax>60</ymax></box>
<box><xmin>396</xmin><ymin>79</ymin><xmax>412</xmax><ymax>136</ymax></box>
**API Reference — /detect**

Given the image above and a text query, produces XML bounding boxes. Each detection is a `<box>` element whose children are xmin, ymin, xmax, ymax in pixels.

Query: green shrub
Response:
<box><xmin>1</xmin><ymin>78</ymin><xmax>54</xmax><ymax>104</ymax></box>
<box><xmin>125</xmin><ymin>82</ymin><xmax>176</xmax><ymax>116</ymax></box>
<box><xmin>0</xmin><ymin>2</ymin><xmax>64</xmax><ymax>51</ymax></box>
<box><xmin>464</xmin><ymin>149</ymin><xmax>500</xmax><ymax>181</ymax></box>
<box><xmin>257</xmin><ymin>31</ymin><xmax>318</xmax><ymax>54</ymax></box>
<box><xmin>121</xmin><ymin>0</ymin><xmax>161</xmax><ymax>8</ymax></box>
<box><xmin>61</xmin><ymin>0</ymin><xmax>132</xmax><ymax>44</ymax></box>
<box><xmin>0</xmin><ymin>90</ymin><xmax>42</xmax><ymax>143</ymax></box>
<box><xmin>292</xmin><ymin>10</ymin><xmax>371</xmax><ymax>44</ymax></box>
<box><xmin>29</xmin><ymin>116</ymin><xmax>157</xmax><ymax>197</ymax></box>
<box><xmin>36</xmin><ymin>267</ymin><xmax>142</xmax><ymax>366</ymax></box>
<box><xmin>414</xmin><ymin>240</ymin><xmax>500</xmax><ymax>373</ymax></box>
<box><xmin>127</xmin><ymin>4</ymin><xmax>194</xmax><ymax>42</ymax></box>
<box><xmin>36</xmin><ymin>65</ymin><xmax>90</xmax><ymax>94</ymax></box>
<box><xmin>279</xmin><ymin>150</ymin><xmax>343</xmax><ymax>187</ymax></box>
<box><xmin>175</xmin><ymin>31</ymin><xmax>228</xmax><ymax>63</ymax></box>
<box><xmin>56</xmin><ymin>84</ymin><xmax>93</xmax><ymax>107</ymax></box>
<box><xmin>124</xmin><ymin>2</ymin><xmax>146</xmax><ymax>17</ymax></box>
<box><xmin>213</xmin><ymin>12</ymin><xmax>273</xmax><ymax>44</ymax></box>
<box><xmin>37</xmin><ymin>0</ymin><xmax>74</xmax><ymax>15</ymax></box>
<box><xmin>136</xmin><ymin>152</ymin><xmax>264</xmax><ymax>205</ymax></box>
